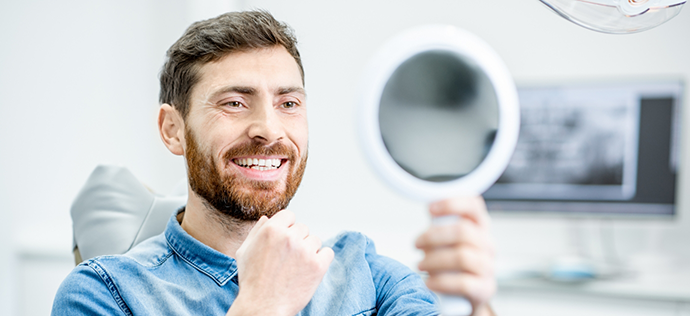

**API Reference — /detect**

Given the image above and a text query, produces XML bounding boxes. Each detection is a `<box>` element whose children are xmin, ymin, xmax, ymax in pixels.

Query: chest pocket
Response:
<box><xmin>352</xmin><ymin>307</ymin><xmax>376</xmax><ymax>316</ymax></box>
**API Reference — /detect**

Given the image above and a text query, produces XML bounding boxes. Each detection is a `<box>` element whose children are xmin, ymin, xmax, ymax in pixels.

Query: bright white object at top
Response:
<box><xmin>540</xmin><ymin>0</ymin><xmax>686</xmax><ymax>33</ymax></box>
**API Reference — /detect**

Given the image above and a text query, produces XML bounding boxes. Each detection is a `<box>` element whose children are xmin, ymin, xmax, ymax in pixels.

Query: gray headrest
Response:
<box><xmin>71</xmin><ymin>165</ymin><xmax>187</xmax><ymax>261</ymax></box>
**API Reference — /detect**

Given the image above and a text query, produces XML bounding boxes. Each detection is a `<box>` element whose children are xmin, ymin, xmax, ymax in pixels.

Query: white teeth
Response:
<box><xmin>233</xmin><ymin>158</ymin><xmax>283</xmax><ymax>170</ymax></box>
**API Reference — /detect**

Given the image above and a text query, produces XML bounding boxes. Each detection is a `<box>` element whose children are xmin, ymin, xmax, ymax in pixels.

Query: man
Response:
<box><xmin>53</xmin><ymin>10</ymin><xmax>495</xmax><ymax>315</ymax></box>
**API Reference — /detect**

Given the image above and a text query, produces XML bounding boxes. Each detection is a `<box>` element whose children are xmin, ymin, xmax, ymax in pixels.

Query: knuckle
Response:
<box><xmin>453</xmin><ymin>248</ymin><xmax>467</xmax><ymax>268</ymax></box>
<box><xmin>454</xmin><ymin>223</ymin><xmax>469</xmax><ymax>241</ymax></box>
<box><xmin>482</xmin><ymin>258</ymin><xmax>495</xmax><ymax>276</ymax></box>
<box><xmin>263</xmin><ymin>224</ymin><xmax>287</xmax><ymax>241</ymax></box>
<box><xmin>262</xmin><ymin>224</ymin><xmax>279</xmax><ymax>237</ymax></box>
<box><xmin>418</xmin><ymin>233</ymin><xmax>432</xmax><ymax>247</ymax></box>
<box><xmin>453</xmin><ymin>277</ymin><xmax>474</xmax><ymax>296</ymax></box>
<box><xmin>417</xmin><ymin>258</ymin><xmax>429</xmax><ymax>271</ymax></box>
<box><xmin>288</xmin><ymin>234</ymin><xmax>303</xmax><ymax>250</ymax></box>
<box><xmin>457</xmin><ymin>280</ymin><xmax>471</xmax><ymax>294</ymax></box>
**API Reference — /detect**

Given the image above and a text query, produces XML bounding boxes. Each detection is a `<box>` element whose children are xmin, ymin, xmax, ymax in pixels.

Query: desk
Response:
<box><xmin>493</xmin><ymin>272</ymin><xmax>690</xmax><ymax>316</ymax></box>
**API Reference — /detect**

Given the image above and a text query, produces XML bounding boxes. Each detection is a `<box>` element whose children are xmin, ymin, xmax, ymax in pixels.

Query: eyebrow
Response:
<box><xmin>209</xmin><ymin>85</ymin><xmax>307</xmax><ymax>101</ymax></box>
<box><xmin>210</xmin><ymin>86</ymin><xmax>257</xmax><ymax>100</ymax></box>
<box><xmin>278</xmin><ymin>86</ymin><xmax>307</xmax><ymax>97</ymax></box>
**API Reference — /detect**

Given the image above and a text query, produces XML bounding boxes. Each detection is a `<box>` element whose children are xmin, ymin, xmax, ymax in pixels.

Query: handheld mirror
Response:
<box><xmin>358</xmin><ymin>25</ymin><xmax>520</xmax><ymax>315</ymax></box>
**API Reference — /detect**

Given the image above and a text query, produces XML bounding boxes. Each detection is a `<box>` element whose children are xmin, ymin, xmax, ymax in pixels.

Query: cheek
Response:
<box><xmin>205</xmin><ymin>119</ymin><xmax>246</xmax><ymax>151</ymax></box>
<box><xmin>292</xmin><ymin>117</ymin><xmax>309</xmax><ymax>154</ymax></box>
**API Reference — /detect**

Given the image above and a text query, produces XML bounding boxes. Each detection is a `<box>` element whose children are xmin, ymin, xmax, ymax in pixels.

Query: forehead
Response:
<box><xmin>193</xmin><ymin>46</ymin><xmax>304</xmax><ymax>97</ymax></box>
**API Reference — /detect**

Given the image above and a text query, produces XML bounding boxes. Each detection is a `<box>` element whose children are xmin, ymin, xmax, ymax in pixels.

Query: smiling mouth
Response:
<box><xmin>232</xmin><ymin>158</ymin><xmax>285</xmax><ymax>171</ymax></box>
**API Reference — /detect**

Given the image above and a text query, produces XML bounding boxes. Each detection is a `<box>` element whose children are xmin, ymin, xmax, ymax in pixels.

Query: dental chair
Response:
<box><xmin>71</xmin><ymin>165</ymin><xmax>187</xmax><ymax>265</ymax></box>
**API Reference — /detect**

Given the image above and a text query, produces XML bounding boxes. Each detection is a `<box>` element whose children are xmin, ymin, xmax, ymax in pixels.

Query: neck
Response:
<box><xmin>180</xmin><ymin>187</ymin><xmax>256</xmax><ymax>258</ymax></box>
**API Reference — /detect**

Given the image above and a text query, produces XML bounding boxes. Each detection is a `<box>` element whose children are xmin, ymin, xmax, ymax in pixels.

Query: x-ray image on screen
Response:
<box><xmin>485</xmin><ymin>85</ymin><xmax>640</xmax><ymax>201</ymax></box>
<box><xmin>484</xmin><ymin>81</ymin><xmax>682</xmax><ymax>216</ymax></box>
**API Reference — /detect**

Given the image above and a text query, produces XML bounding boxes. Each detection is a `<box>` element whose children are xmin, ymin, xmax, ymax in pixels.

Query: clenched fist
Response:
<box><xmin>227</xmin><ymin>210</ymin><xmax>334</xmax><ymax>316</ymax></box>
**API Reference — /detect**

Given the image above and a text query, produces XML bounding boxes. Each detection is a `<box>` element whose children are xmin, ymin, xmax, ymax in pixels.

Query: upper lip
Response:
<box><xmin>232</xmin><ymin>155</ymin><xmax>287</xmax><ymax>160</ymax></box>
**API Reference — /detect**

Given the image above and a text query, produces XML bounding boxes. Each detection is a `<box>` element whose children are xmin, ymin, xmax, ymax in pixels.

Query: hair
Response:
<box><xmin>159</xmin><ymin>10</ymin><xmax>303</xmax><ymax>119</ymax></box>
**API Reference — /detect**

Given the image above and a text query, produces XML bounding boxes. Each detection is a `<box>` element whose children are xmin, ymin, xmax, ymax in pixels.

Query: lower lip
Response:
<box><xmin>231</xmin><ymin>161</ymin><xmax>287</xmax><ymax>181</ymax></box>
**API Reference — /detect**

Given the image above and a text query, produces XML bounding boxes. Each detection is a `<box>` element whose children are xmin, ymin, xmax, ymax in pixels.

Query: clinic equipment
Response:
<box><xmin>540</xmin><ymin>0</ymin><xmax>686</xmax><ymax>34</ymax></box>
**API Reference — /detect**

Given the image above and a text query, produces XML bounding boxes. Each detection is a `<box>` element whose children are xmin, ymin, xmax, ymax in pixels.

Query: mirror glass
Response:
<box><xmin>378</xmin><ymin>50</ymin><xmax>500</xmax><ymax>182</ymax></box>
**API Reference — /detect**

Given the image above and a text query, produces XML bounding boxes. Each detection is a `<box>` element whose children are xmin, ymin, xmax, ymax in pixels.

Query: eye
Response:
<box><xmin>225</xmin><ymin>101</ymin><xmax>242</xmax><ymax>108</ymax></box>
<box><xmin>282</xmin><ymin>101</ymin><xmax>298</xmax><ymax>109</ymax></box>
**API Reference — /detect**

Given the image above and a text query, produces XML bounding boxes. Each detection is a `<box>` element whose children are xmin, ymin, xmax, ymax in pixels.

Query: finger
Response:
<box><xmin>236</xmin><ymin>215</ymin><xmax>269</xmax><ymax>258</ymax></box>
<box><xmin>418</xmin><ymin>247</ymin><xmax>493</xmax><ymax>276</ymax></box>
<box><xmin>246</xmin><ymin>215</ymin><xmax>269</xmax><ymax>240</ymax></box>
<box><xmin>303</xmin><ymin>234</ymin><xmax>322</xmax><ymax>253</ymax></box>
<box><xmin>425</xmin><ymin>273</ymin><xmax>496</xmax><ymax>305</ymax></box>
<box><xmin>315</xmin><ymin>246</ymin><xmax>334</xmax><ymax>269</ymax></box>
<box><xmin>415</xmin><ymin>221</ymin><xmax>483</xmax><ymax>250</ymax></box>
<box><xmin>267</xmin><ymin>209</ymin><xmax>296</xmax><ymax>228</ymax></box>
<box><xmin>289</xmin><ymin>222</ymin><xmax>310</xmax><ymax>240</ymax></box>
<box><xmin>430</xmin><ymin>196</ymin><xmax>489</xmax><ymax>227</ymax></box>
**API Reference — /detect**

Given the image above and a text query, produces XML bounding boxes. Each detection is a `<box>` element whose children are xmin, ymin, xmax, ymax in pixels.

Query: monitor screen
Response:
<box><xmin>484</xmin><ymin>81</ymin><xmax>683</xmax><ymax>216</ymax></box>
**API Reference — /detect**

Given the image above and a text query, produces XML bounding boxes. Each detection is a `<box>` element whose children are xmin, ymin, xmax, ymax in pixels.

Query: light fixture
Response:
<box><xmin>540</xmin><ymin>0</ymin><xmax>686</xmax><ymax>33</ymax></box>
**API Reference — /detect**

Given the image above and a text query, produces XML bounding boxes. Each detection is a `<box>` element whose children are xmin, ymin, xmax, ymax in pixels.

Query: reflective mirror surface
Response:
<box><xmin>359</xmin><ymin>25</ymin><xmax>519</xmax><ymax>201</ymax></box>
<box><xmin>379</xmin><ymin>50</ymin><xmax>499</xmax><ymax>182</ymax></box>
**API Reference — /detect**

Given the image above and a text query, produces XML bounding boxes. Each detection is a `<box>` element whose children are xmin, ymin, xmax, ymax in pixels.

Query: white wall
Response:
<box><xmin>251</xmin><ymin>0</ymin><xmax>690</xmax><ymax>269</ymax></box>
<box><xmin>1</xmin><ymin>0</ymin><xmax>689</xmax><ymax>315</ymax></box>
<box><xmin>0</xmin><ymin>1</ymin><xmax>239</xmax><ymax>315</ymax></box>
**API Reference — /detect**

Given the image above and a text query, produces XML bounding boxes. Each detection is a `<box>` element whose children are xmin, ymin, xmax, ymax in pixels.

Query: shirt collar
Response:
<box><xmin>165</xmin><ymin>208</ymin><xmax>238</xmax><ymax>286</ymax></box>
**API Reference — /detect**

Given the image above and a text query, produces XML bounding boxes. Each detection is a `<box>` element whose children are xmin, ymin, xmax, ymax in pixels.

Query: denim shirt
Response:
<box><xmin>52</xmin><ymin>213</ymin><xmax>439</xmax><ymax>315</ymax></box>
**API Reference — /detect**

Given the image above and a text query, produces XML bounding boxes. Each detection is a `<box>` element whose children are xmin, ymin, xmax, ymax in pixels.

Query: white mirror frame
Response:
<box><xmin>358</xmin><ymin>25</ymin><xmax>520</xmax><ymax>202</ymax></box>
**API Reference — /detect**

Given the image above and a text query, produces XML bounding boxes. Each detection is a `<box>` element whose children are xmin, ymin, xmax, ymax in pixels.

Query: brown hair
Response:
<box><xmin>159</xmin><ymin>10</ymin><xmax>303</xmax><ymax>119</ymax></box>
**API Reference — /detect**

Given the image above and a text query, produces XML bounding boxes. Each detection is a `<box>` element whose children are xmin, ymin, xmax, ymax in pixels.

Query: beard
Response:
<box><xmin>185</xmin><ymin>127</ymin><xmax>307</xmax><ymax>221</ymax></box>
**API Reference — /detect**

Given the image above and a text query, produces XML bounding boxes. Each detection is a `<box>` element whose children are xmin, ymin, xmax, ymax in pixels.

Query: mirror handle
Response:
<box><xmin>432</xmin><ymin>215</ymin><xmax>473</xmax><ymax>316</ymax></box>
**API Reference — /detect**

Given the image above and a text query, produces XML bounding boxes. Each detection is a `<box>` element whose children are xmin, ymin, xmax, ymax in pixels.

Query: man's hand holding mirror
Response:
<box><xmin>359</xmin><ymin>25</ymin><xmax>520</xmax><ymax>315</ymax></box>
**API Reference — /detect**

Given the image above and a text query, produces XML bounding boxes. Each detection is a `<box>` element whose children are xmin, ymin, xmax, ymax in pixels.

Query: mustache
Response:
<box><xmin>222</xmin><ymin>141</ymin><xmax>297</xmax><ymax>163</ymax></box>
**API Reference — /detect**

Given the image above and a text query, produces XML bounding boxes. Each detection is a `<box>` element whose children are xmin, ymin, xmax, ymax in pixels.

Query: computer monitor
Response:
<box><xmin>484</xmin><ymin>80</ymin><xmax>683</xmax><ymax>216</ymax></box>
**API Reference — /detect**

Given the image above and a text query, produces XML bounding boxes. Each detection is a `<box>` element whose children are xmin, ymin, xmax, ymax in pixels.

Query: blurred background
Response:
<box><xmin>1</xmin><ymin>0</ymin><xmax>689</xmax><ymax>315</ymax></box>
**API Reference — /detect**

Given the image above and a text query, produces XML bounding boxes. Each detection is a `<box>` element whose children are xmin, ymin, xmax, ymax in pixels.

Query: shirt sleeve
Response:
<box><xmin>364</xmin><ymin>237</ymin><xmax>439</xmax><ymax>316</ymax></box>
<box><xmin>51</xmin><ymin>261</ymin><xmax>131</xmax><ymax>316</ymax></box>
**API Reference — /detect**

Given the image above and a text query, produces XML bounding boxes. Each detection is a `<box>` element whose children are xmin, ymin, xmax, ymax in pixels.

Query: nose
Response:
<box><xmin>247</xmin><ymin>102</ymin><xmax>284</xmax><ymax>144</ymax></box>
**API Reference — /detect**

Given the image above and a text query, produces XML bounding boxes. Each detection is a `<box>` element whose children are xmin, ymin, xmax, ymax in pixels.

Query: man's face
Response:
<box><xmin>183</xmin><ymin>46</ymin><xmax>308</xmax><ymax>221</ymax></box>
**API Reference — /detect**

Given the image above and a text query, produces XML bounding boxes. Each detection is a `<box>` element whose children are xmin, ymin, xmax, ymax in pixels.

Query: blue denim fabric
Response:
<box><xmin>52</xmin><ymin>212</ymin><xmax>439</xmax><ymax>315</ymax></box>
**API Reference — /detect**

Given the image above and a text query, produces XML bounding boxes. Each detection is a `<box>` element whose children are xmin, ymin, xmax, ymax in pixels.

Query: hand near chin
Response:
<box><xmin>226</xmin><ymin>210</ymin><xmax>334</xmax><ymax>316</ymax></box>
<box><xmin>415</xmin><ymin>196</ymin><xmax>496</xmax><ymax>316</ymax></box>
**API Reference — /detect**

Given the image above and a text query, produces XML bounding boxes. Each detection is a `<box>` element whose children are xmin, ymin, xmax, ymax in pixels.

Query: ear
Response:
<box><xmin>158</xmin><ymin>104</ymin><xmax>185</xmax><ymax>156</ymax></box>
